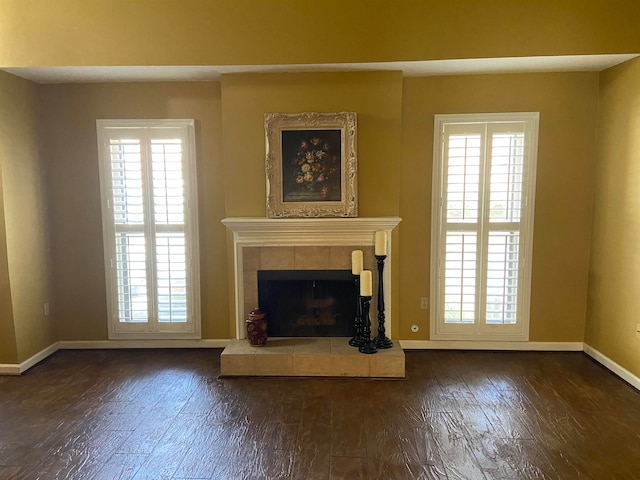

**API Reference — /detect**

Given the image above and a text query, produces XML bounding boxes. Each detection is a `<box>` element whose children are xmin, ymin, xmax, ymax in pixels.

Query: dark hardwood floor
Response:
<box><xmin>0</xmin><ymin>348</ymin><xmax>638</xmax><ymax>480</ymax></box>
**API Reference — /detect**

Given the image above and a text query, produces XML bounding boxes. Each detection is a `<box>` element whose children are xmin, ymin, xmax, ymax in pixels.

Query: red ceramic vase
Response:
<box><xmin>246</xmin><ymin>307</ymin><xmax>268</xmax><ymax>347</ymax></box>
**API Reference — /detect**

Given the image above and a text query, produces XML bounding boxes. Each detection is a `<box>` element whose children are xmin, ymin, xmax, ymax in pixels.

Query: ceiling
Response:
<box><xmin>2</xmin><ymin>54</ymin><xmax>637</xmax><ymax>84</ymax></box>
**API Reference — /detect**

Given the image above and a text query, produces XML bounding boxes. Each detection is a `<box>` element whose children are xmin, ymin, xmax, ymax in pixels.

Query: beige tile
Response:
<box><xmin>242</xmin><ymin>247</ymin><xmax>260</xmax><ymax>273</ymax></box>
<box><xmin>329</xmin><ymin>246</ymin><xmax>354</xmax><ymax>270</ymax></box>
<box><xmin>255</xmin><ymin>338</ymin><xmax>296</xmax><ymax>354</ymax></box>
<box><xmin>374</xmin><ymin>342</ymin><xmax>405</xmax><ymax>356</ymax></box>
<box><xmin>330</xmin><ymin>355</ymin><xmax>370</xmax><ymax>377</ymax></box>
<box><xmin>222</xmin><ymin>339</ymin><xmax>258</xmax><ymax>354</ymax></box>
<box><xmin>369</xmin><ymin>353</ymin><xmax>405</xmax><ymax>378</ymax></box>
<box><xmin>255</xmin><ymin>354</ymin><xmax>293</xmax><ymax>376</ymax></box>
<box><xmin>293</xmin><ymin>338</ymin><xmax>332</xmax><ymax>355</ymax></box>
<box><xmin>221</xmin><ymin>337</ymin><xmax>403</xmax><ymax>378</ymax></box>
<box><xmin>294</xmin><ymin>246</ymin><xmax>330</xmax><ymax>269</ymax></box>
<box><xmin>362</xmin><ymin>246</ymin><xmax>376</xmax><ymax>271</ymax></box>
<box><xmin>243</xmin><ymin>273</ymin><xmax>258</xmax><ymax>319</ymax></box>
<box><xmin>220</xmin><ymin>353</ymin><xmax>256</xmax><ymax>376</ymax></box>
<box><xmin>368</xmin><ymin>342</ymin><xmax>405</xmax><ymax>377</ymax></box>
<box><xmin>292</xmin><ymin>354</ymin><xmax>333</xmax><ymax>376</ymax></box>
<box><xmin>260</xmin><ymin>246</ymin><xmax>295</xmax><ymax>270</ymax></box>
<box><xmin>330</xmin><ymin>337</ymin><xmax>359</xmax><ymax>355</ymax></box>
<box><xmin>271</xmin><ymin>338</ymin><xmax>301</xmax><ymax>348</ymax></box>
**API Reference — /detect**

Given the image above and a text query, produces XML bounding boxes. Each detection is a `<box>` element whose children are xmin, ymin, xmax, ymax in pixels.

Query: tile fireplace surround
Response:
<box><xmin>221</xmin><ymin>217</ymin><xmax>403</xmax><ymax>378</ymax></box>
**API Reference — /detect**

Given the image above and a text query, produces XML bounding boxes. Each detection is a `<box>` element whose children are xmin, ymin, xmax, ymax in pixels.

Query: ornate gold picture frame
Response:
<box><xmin>265</xmin><ymin>112</ymin><xmax>358</xmax><ymax>218</ymax></box>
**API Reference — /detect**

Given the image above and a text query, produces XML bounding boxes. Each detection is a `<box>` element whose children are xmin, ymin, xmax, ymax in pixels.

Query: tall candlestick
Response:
<box><xmin>359</xmin><ymin>295</ymin><xmax>377</xmax><ymax>355</ymax></box>
<box><xmin>351</xmin><ymin>249</ymin><xmax>363</xmax><ymax>275</ymax></box>
<box><xmin>360</xmin><ymin>270</ymin><xmax>372</xmax><ymax>297</ymax></box>
<box><xmin>375</xmin><ymin>231</ymin><xmax>387</xmax><ymax>256</ymax></box>
<box><xmin>374</xmin><ymin>254</ymin><xmax>393</xmax><ymax>349</ymax></box>
<box><xmin>349</xmin><ymin>272</ymin><xmax>363</xmax><ymax>348</ymax></box>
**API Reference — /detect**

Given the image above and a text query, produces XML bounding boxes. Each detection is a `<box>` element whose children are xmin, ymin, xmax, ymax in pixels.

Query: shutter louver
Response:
<box><xmin>156</xmin><ymin>233</ymin><xmax>187</xmax><ymax>323</ymax></box>
<box><xmin>445</xmin><ymin>135</ymin><xmax>481</xmax><ymax>222</ymax></box>
<box><xmin>115</xmin><ymin>233</ymin><xmax>148</xmax><ymax>323</ymax></box>
<box><xmin>152</xmin><ymin>139</ymin><xmax>185</xmax><ymax>225</ymax></box>
<box><xmin>444</xmin><ymin>232</ymin><xmax>477</xmax><ymax>323</ymax></box>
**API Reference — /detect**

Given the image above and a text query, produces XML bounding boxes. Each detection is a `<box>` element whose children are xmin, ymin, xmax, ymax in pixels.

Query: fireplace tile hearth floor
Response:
<box><xmin>220</xmin><ymin>337</ymin><xmax>405</xmax><ymax>378</ymax></box>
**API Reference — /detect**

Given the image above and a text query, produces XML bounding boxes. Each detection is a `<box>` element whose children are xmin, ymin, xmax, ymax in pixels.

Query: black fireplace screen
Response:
<box><xmin>257</xmin><ymin>270</ymin><xmax>356</xmax><ymax>337</ymax></box>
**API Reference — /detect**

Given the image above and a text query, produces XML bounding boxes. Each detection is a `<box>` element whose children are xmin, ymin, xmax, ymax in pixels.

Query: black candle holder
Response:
<box><xmin>349</xmin><ymin>274</ymin><xmax>364</xmax><ymax>347</ymax></box>
<box><xmin>374</xmin><ymin>254</ymin><xmax>393</xmax><ymax>349</ymax></box>
<box><xmin>359</xmin><ymin>295</ymin><xmax>378</xmax><ymax>354</ymax></box>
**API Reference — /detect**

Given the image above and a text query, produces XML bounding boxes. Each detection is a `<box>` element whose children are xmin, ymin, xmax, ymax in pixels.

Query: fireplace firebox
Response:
<box><xmin>257</xmin><ymin>270</ymin><xmax>356</xmax><ymax>337</ymax></box>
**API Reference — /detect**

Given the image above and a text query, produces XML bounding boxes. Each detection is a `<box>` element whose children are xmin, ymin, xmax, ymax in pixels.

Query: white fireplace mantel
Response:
<box><xmin>222</xmin><ymin>217</ymin><xmax>402</xmax><ymax>246</ymax></box>
<box><xmin>222</xmin><ymin>217</ymin><xmax>402</xmax><ymax>339</ymax></box>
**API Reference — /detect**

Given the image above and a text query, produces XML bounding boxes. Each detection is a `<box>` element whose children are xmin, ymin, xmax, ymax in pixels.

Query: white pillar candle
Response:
<box><xmin>360</xmin><ymin>270</ymin><xmax>372</xmax><ymax>296</ymax></box>
<box><xmin>351</xmin><ymin>249</ymin><xmax>363</xmax><ymax>275</ymax></box>
<box><xmin>375</xmin><ymin>231</ymin><xmax>387</xmax><ymax>256</ymax></box>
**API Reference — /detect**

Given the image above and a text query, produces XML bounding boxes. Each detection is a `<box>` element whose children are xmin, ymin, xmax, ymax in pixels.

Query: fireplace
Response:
<box><xmin>258</xmin><ymin>270</ymin><xmax>356</xmax><ymax>337</ymax></box>
<box><xmin>221</xmin><ymin>217</ymin><xmax>401</xmax><ymax>340</ymax></box>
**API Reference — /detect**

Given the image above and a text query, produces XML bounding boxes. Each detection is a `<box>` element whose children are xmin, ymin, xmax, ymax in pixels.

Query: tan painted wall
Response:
<box><xmin>0</xmin><ymin>165</ymin><xmax>17</xmax><ymax>364</ymax></box>
<box><xmin>221</xmin><ymin>71</ymin><xmax>402</xmax><ymax>218</ymax></box>
<box><xmin>39</xmin><ymin>82</ymin><xmax>229</xmax><ymax>340</ymax></box>
<box><xmin>400</xmin><ymin>73</ymin><xmax>599</xmax><ymax>341</ymax></box>
<box><xmin>1</xmin><ymin>0</ymin><xmax>639</xmax><ymax>67</ymax></box>
<box><xmin>33</xmin><ymin>70</ymin><xmax>600</xmax><ymax>345</ymax></box>
<box><xmin>0</xmin><ymin>71</ymin><xmax>54</xmax><ymax>362</ymax></box>
<box><xmin>586</xmin><ymin>58</ymin><xmax>640</xmax><ymax>377</ymax></box>
<box><xmin>221</xmin><ymin>71</ymin><xmax>403</xmax><ymax>337</ymax></box>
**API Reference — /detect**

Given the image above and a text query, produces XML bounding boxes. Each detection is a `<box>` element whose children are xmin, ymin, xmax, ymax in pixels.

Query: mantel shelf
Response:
<box><xmin>222</xmin><ymin>216</ymin><xmax>402</xmax><ymax>246</ymax></box>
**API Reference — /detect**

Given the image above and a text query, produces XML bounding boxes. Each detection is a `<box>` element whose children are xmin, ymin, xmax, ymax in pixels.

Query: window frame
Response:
<box><xmin>96</xmin><ymin>119</ymin><xmax>201</xmax><ymax>340</ymax></box>
<box><xmin>430</xmin><ymin>112</ymin><xmax>539</xmax><ymax>341</ymax></box>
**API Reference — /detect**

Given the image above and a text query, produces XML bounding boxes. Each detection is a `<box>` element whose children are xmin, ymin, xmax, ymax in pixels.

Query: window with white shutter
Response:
<box><xmin>97</xmin><ymin>120</ymin><xmax>200</xmax><ymax>339</ymax></box>
<box><xmin>430</xmin><ymin>113</ymin><xmax>539</xmax><ymax>341</ymax></box>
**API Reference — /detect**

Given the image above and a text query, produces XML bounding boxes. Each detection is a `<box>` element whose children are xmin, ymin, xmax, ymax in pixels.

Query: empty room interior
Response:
<box><xmin>1</xmin><ymin>1</ymin><xmax>639</xmax><ymax>479</ymax></box>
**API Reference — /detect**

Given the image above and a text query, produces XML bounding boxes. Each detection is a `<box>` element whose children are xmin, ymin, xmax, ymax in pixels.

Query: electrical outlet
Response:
<box><xmin>420</xmin><ymin>297</ymin><xmax>429</xmax><ymax>309</ymax></box>
<box><xmin>44</xmin><ymin>303</ymin><xmax>50</xmax><ymax>316</ymax></box>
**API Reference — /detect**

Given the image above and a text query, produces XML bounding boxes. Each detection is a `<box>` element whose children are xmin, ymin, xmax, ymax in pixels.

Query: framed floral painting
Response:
<box><xmin>265</xmin><ymin>112</ymin><xmax>358</xmax><ymax>218</ymax></box>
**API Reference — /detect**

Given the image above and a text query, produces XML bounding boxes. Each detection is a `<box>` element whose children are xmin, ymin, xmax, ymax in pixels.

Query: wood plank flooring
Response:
<box><xmin>0</xmin><ymin>349</ymin><xmax>639</xmax><ymax>479</ymax></box>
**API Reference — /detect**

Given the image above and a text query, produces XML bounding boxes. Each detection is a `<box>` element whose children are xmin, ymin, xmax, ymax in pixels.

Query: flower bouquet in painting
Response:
<box><xmin>281</xmin><ymin>130</ymin><xmax>342</xmax><ymax>202</ymax></box>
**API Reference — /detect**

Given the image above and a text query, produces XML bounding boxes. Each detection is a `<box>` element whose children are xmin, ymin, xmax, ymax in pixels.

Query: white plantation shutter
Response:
<box><xmin>151</xmin><ymin>138</ymin><xmax>189</xmax><ymax>324</ymax></box>
<box><xmin>431</xmin><ymin>113</ymin><xmax>538</xmax><ymax>341</ymax></box>
<box><xmin>110</xmin><ymin>139</ymin><xmax>148</xmax><ymax>323</ymax></box>
<box><xmin>485</xmin><ymin>130</ymin><xmax>525</xmax><ymax>325</ymax></box>
<box><xmin>97</xmin><ymin>120</ymin><xmax>200</xmax><ymax>339</ymax></box>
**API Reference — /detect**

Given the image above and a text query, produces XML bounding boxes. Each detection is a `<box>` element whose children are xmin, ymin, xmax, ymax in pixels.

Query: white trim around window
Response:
<box><xmin>430</xmin><ymin>113</ymin><xmax>539</xmax><ymax>341</ymax></box>
<box><xmin>96</xmin><ymin>119</ymin><xmax>201</xmax><ymax>339</ymax></box>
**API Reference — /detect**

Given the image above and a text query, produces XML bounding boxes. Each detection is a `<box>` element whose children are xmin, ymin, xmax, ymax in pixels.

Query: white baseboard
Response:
<box><xmin>58</xmin><ymin>339</ymin><xmax>231</xmax><ymax>349</ymax></box>
<box><xmin>0</xmin><ymin>364</ymin><xmax>21</xmax><ymax>375</ymax></box>
<box><xmin>0</xmin><ymin>339</ymin><xmax>231</xmax><ymax>375</ymax></box>
<box><xmin>583</xmin><ymin>343</ymin><xmax>640</xmax><ymax>391</ymax></box>
<box><xmin>399</xmin><ymin>340</ymin><xmax>584</xmax><ymax>351</ymax></box>
<box><xmin>0</xmin><ymin>342</ymin><xmax>61</xmax><ymax>375</ymax></box>
<box><xmin>20</xmin><ymin>342</ymin><xmax>60</xmax><ymax>373</ymax></box>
